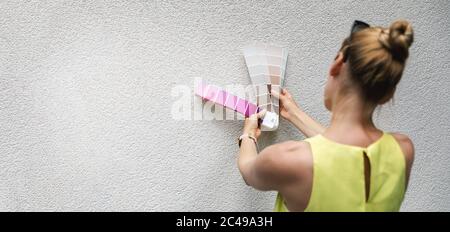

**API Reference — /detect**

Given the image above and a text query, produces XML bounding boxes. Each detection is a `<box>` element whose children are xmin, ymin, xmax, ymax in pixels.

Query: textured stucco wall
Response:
<box><xmin>0</xmin><ymin>1</ymin><xmax>449</xmax><ymax>211</ymax></box>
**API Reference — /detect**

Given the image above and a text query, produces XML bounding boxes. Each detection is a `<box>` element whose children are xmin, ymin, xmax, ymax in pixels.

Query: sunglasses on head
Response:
<box><xmin>351</xmin><ymin>20</ymin><xmax>370</xmax><ymax>35</ymax></box>
<box><xmin>342</xmin><ymin>20</ymin><xmax>370</xmax><ymax>61</ymax></box>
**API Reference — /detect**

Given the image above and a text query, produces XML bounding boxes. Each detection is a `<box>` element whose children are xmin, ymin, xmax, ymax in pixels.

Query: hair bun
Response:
<box><xmin>386</xmin><ymin>20</ymin><xmax>414</xmax><ymax>61</ymax></box>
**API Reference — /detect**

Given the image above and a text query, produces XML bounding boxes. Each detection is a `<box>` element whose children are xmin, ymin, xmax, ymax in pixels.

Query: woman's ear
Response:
<box><xmin>330</xmin><ymin>52</ymin><xmax>345</xmax><ymax>77</ymax></box>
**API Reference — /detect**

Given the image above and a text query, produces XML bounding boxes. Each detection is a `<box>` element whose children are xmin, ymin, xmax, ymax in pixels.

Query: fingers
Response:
<box><xmin>272</xmin><ymin>88</ymin><xmax>292</xmax><ymax>101</ymax></box>
<box><xmin>257</xmin><ymin>109</ymin><xmax>267</xmax><ymax>119</ymax></box>
<box><xmin>271</xmin><ymin>89</ymin><xmax>283</xmax><ymax>100</ymax></box>
<box><xmin>249</xmin><ymin>109</ymin><xmax>266</xmax><ymax>119</ymax></box>
<box><xmin>246</xmin><ymin>109</ymin><xmax>267</xmax><ymax>124</ymax></box>
<box><xmin>282</xmin><ymin>88</ymin><xmax>292</xmax><ymax>98</ymax></box>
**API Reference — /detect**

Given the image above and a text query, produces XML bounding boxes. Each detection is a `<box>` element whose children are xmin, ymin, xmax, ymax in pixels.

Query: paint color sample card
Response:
<box><xmin>243</xmin><ymin>43</ymin><xmax>288</xmax><ymax>131</ymax></box>
<box><xmin>195</xmin><ymin>82</ymin><xmax>259</xmax><ymax>117</ymax></box>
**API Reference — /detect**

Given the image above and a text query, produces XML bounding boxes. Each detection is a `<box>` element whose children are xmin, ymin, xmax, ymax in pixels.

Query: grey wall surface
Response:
<box><xmin>0</xmin><ymin>1</ymin><xmax>449</xmax><ymax>211</ymax></box>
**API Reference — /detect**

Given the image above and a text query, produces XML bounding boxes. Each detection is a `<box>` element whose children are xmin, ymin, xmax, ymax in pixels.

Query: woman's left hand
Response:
<box><xmin>243</xmin><ymin>110</ymin><xmax>267</xmax><ymax>139</ymax></box>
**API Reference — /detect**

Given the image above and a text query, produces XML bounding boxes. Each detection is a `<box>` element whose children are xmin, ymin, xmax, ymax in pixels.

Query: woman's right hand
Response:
<box><xmin>272</xmin><ymin>88</ymin><xmax>326</xmax><ymax>137</ymax></box>
<box><xmin>271</xmin><ymin>88</ymin><xmax>301</xmax><ymax>122</ymax></box>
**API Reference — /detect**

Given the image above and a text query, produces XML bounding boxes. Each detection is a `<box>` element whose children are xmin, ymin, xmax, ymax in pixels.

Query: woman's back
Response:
<box><xmin>237</xmin><ymin>20</ymin><xmax>415</xmax><ymax>212</ymax></box>
<box><xmin>274</xmin><ymin>132</ymin><xmax>411</xmax><ymax>212</ymax></box>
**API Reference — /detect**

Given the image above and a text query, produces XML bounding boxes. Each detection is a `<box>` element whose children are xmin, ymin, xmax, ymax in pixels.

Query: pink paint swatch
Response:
<box><xmin>195</xmin><ymin>83</ymin><xmax>259</xmax><ymax>117</ymax></box>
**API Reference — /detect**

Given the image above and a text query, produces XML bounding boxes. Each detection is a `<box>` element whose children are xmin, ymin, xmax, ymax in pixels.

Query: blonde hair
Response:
<box><xmin>341</xmin><ymin>20</ymin><xmax>414</xmax><ymax>104</ymax></box>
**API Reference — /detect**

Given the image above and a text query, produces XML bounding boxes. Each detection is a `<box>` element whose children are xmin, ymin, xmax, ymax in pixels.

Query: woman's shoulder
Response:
<box><xmin>389</xmin><ymin>133</ymin><xmax>415</xmax><ymax>157</ymax></box>
<box><xmin>275</xmin><ymin>140</ymin><xmax>311</xmax><ymax>152</ymax></box>
<box><xmin>272</xmin><ymin>140</ymin><xmax>312</xmax><ymax>159</ymax></box>
<box><xmin>388</xmin><ymin>132</ymin><xmax>415</xmax><ymax>171</ymax></box>
<box><xmin>268</xmin><ymin>140</ymin><xmax>313</xmax><ymax>178</ymax></box>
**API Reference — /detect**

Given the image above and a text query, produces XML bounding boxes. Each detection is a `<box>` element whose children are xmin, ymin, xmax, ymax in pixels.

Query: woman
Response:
<box><xmin>237</xmin><ymin>20</ymin><xmax>415</xmax><ymax>212</ymax></box>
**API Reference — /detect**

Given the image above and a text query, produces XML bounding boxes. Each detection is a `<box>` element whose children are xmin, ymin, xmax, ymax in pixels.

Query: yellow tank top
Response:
<box><xmin>274</xmin><ymin>132</ymin><xmax>406</xmax><ymax>212</ymax></box>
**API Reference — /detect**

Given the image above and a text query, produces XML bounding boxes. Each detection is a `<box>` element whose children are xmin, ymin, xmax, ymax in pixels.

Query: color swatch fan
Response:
<box><xmin>243</xmin><ymin>44</ymin><xmax>288</xmax><ymax>131</ymax></box>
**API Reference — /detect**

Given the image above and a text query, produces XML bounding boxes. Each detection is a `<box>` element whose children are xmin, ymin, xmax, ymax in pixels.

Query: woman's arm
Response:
<box><xmin>237</xmin><ymin>88</ymin><xmax>324</xmax><ymax>190</ymax></box>
<box><xmin>237</xmin><ymin>111</ymin><xmax>265</xmax><ymax>187</ymax></box>
<box><xmin>288</xmin><ymin>106</ymin><xmax>326</xmax><ymax>138</ymax></box>
<box><xmin>272</xmin><ymin>89</ymin><xmax>326</xmax><ymax>137</ymax></box>
<box><xmin>237</xmin><ymin>111</ymin><xmax>303</xmax><ymax>191</ymax></box>
<box><xmin>239</xmin><ymin>140</ymin><xmax>303</xmax><ymax>191</ymax></box>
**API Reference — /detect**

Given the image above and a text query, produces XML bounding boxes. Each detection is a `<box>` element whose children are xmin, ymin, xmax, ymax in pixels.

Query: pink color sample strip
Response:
<box><xmin>195</xmin><ymin>83</ymin><xmax>259</xmax><ymax>117</ymax></box>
